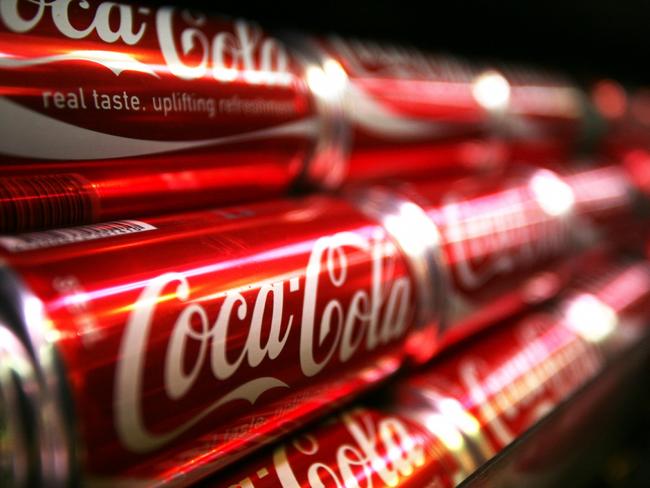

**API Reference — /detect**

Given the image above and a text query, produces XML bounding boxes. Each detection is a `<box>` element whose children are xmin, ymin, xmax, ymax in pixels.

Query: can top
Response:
<box><xmin>349</xmin><ymin>187</ymin><xmax>449</xmax><ymax>364</ymax></box>
<box><xmin>0</xmin><ymin>263</ymin><xmax>73</xmax><ymax>486</ymax></box>
<box><xmin>284</xmin><ymin>34</ymin><xmax>351</xmax><ymax>190</ymax></box>
<box><xmin>0</xmin><ymin>321</ymin><xmax>40</xmax><ymax>486</ymax></box>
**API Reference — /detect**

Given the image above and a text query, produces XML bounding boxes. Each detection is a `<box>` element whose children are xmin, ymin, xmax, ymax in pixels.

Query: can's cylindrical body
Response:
<box><xmin>389</xmin><ymin>167</ymin><xmax>579</xmax><ymax>346</ymax></box>
<box><xmin>393</xmin><ymin>162</ymin><xmax>650</xmax><ymax>347</ymax></box>
<box><xmin>410</xmin><ymin>310</ymin><xmax>608</xmax><ymax>458</ymax></box>
<box><xmin>295</xmin><ymin>36</ymin><xmax>588</xmax><ymax>189</ymax></box>
<box><xmin>463</xmin><ymin>331</ymin><xmax>650</xmax><ymax>487</ymax></box>
<box><xmin>296</xmin><ymin>35</ymin><xmax>498</xmax><ymax>188</ymax></box>
<box><xmin>0</xmin><ymin>190</ymin><xmax>444</xmax><ymax>486</ymax></box>
<box><xmin>0</xmin><ymin>0</ymin><xmax>343</xmax><ymax>232</ymax></box>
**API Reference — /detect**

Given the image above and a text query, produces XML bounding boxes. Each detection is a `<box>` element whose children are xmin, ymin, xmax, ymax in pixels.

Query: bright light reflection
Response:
<box><xmin>56</xmin><ymin>238</ymin><xmax>317</xmax><ymax>309</ymax></box>
<box><xmin>212</xmin><ymin>66</ymin><xmax>238</xmax><ymax>82</ymax></box>
<box><xmin>437</xmin><ymin>397</ymin><xmax>481</xmax><ymax>437</ymax></box>
<box><xmin>530</xmin><ymin>170</ymin><xmax>575</xmax><ymax>216</ymax></box>
<box><xmin>424</xmin><ymin>412</ymin><xmax>465</xmax><ymax>451</ymax></box>
<box><xmin>383</xmin><ymin>202</ymin><xmax>441</xmax><ymax>259</ymax></box>
<box><xmin>306</xmin><ymin>66</ymin><xmax>330</xmax><ymax>98</ymax></box>
<box><xmin>564</xmin><ymin>293</ymin><xmax>617</xmax><ymax>343</ymax></box>
<box><xmin>306</xmin><ymin>59</ymin><xmax>348</xmax><ymax>101</ymax></box>
<box><xmin>323</xmin><ymin>59</ymin><xmax>348</xmax><ymax>91</ymax></box>
<box><xmin>472</xmin><ymin>70</ymin><xmax>511</xmax><ymax>111</ymax></box>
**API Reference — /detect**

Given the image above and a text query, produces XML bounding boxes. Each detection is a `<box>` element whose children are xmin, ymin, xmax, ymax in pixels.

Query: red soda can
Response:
<box><xmin>290</xmin><ymin>35</ymin><xmax>505</xmax><ymax>189</ymax></box>
<box><xmin>0</xmin><ymin>0</ymin><xmax>346</xmax><ymax>232</ymax></box>
<box><xmin>217</xmin><ymin>405</ymin><xmax>476</xmax><ymax>488</ymax></box>
<box><xmin>0</xmin><ymin>190</ymin><xmax>441</xmax><ymax>486</ymax></box>
<box><xmin>359</xmin><ymin>162</ymin><xmax>646</xmax><ymax>348</ymax></box>
<box><xmin>462</xmin><ymin>334</ymin><xmax>650</xmax><ymax>488</ymax></box>
<box><xmin>293</xmin><ymin>36</ymin><xmax>588</xmax><ymax>189</ymax></box>
<box><xmin>403</xmin><ymin>258</ymin><xmax>650</xmax><ymax>465</ymax></box>
<box><xmin>375</xmin><ymin>166</ymin><xmax>581</xmax><ymax>347</ymax></box>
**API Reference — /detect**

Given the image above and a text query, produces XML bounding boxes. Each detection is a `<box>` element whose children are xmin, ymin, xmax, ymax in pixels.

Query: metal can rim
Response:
<box><xmin>282</xmin><ymin>32</ymin><xmax>352</xmax><ymax>190</ymax></box>
<box><xmin>347</xmin><ymin>186</ymin><xmax>451</xmax><ymax>364</ymax></box>
<box><xmin>0</xmin><ymin>263</ymin><xmax>74</xmax><ymax>486</ymax></box>
<box><xmin>0</xmin><ymin>319</ymin><xmax>42</xmax><ymax>486</ymax></box>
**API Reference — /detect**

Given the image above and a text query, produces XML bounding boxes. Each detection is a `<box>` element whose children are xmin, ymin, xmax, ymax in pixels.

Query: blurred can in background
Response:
<box><xmin>0</xmin><ymin>0</ymin><xmax>347</xmax><ymax>232</ymax></box>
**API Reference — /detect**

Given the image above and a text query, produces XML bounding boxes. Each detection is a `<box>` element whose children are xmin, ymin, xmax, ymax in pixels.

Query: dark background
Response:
<box><xmin>181</xmin><ymin>0</ymin><xmax>650</xmax><ymax>85</ymax></box>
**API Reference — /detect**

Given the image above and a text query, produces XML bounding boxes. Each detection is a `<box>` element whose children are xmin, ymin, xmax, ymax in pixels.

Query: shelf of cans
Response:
<box><xmin>0</xmin><ymin>1</ymin><xmax>649</xmax><ymax>486</ymax></box>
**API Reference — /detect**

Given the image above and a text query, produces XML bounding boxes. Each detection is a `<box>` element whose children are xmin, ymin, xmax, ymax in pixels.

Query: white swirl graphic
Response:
<box><xmin>345</xmin><ymin>83</ymin><xmax>448</xmax><ymax>139</ymax></box>
<box><xmin>0</xmin><ymin>97</ymin><xmax>318</xmax><ymax>160</ymax></box>
<box><xmin>117</xmin><ymin>376</ymin><xmax>289</xmax><ymax>453</ymax></box>
<box><xmin>0</xmin><ymin>50</ymin><xmax>160</xmax><ymax>77</ymax></box>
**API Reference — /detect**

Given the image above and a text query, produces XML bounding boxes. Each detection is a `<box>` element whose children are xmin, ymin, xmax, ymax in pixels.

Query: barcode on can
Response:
<box><xmin>0</xmin><ymin>220</ymin><xmax>157</xmax><ymax>252</ymax></box>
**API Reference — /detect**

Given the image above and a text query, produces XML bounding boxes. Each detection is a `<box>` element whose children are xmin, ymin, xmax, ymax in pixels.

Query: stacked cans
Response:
<box><xmin>0</xmin><ymin>1</ymin><xmax>649</xmax><ymax>487</ymax></box>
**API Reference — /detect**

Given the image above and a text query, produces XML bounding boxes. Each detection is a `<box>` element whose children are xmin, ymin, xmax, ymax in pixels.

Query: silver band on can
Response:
<box><xmin>349</xmin><ymin>187</ymin><xmax>451</xmax><ymax>364</ymax></box>
<box><xmin>0</xmin><ymin>263</ymin><xmax>73</xmax><ymax>487</ymax></box>
<box><xmin>283</xmin><ymin>34</ymin><xmax>352</xmax><ymax>190</ymax></box>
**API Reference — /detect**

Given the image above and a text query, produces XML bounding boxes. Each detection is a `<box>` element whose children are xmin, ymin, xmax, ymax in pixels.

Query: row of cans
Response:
<box><xmin>0</xmin><ymin>158</ymin><xmax>647</xmax><ymax>486</ymax></box>
<box><xmin>0</xmin><ymin>0</ymin><xmax>641</xmax><ymax>232</ymax></box>
<box><xmin>217</xmin><ymin>256</ymin><xmax>650</xmax><ymax>488</ymax></box>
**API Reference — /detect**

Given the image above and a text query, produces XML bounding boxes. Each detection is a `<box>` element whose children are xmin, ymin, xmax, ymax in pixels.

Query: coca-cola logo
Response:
<box><xmin>114</xmin><ymin>231</ymin><xmax>413</xmax><ymax>453</ymax></box>
<box><xmin>249</xmin><ymin>409</ymin><xmax>426</xmax><ymax>488</ymax></box>
<box><xmin>440</xmin><ymin>182</ymin><xmax>573</xmax><ymax>291</ymax></box>
<box><xmin>0</xmin><ymin>0</ymin><xmax>292</xmax><ymax>85</ymax></box>
<box><xmin>458</xmin><ymin>321</ymin><xmax>603</xmax><ymax>447</ymax></box>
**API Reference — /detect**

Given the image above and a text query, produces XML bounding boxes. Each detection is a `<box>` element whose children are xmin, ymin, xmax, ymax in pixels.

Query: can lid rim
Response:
<box><xmin>0</xmin><ymin>264</ymin><xmax>73</xmax><ymax>485</ymax></box>
<box><xmin>0</xmin><ymin>321</ymin><xmax>40</xmax><ymax>486</ymax></box>
<box><xmin>281</xmin><ymin>33</ymin><xmax>352</xmax><ymax>190</ymax></box>
<box><xmin>348</xmin><ymin>186</ymin><xmax>451</xmax><ymax>363</ymax></box>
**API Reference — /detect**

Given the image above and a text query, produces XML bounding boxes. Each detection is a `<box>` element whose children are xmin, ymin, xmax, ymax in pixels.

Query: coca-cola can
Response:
<box><xmin>460</xmin><ymin>331</ymin><xmax>650</xmax><ymax>488</ymax></box>
<box><xmin>403</xmin><ymin>258</ymin><xmax>650</xmax><ymax>465</ymax></box>
<box><xmin>0</xmin><ymin>189</ymin><xmax>441</xmax><ymax>486</ymax></box>
<box><xmin>371</xmin><ymin>166</ymin><xmax>581</xmax><ymax>347</ymax></box>
<box><xmin>289</xmin><ymin>35</ymin><xmax>503</xmax><ymax>189</ymax></box>
<box><xmin>289</xmin><ymin>35</ymin><xmax>590</xmax><ymax>189</ymax></box>
<box><xmin>395</xmin><ymin>160</ymin><xmax>650</xmax><ymax>347</ymax></box>
<box><xmin>213</xmin><ymin>257</ymin><xmax>650</xmax><ymax>488</ymax></box>
<box><xmin>0</xmin><ymin>0</ymin><xmax>347</xmax><ymax>232</ymax></box>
